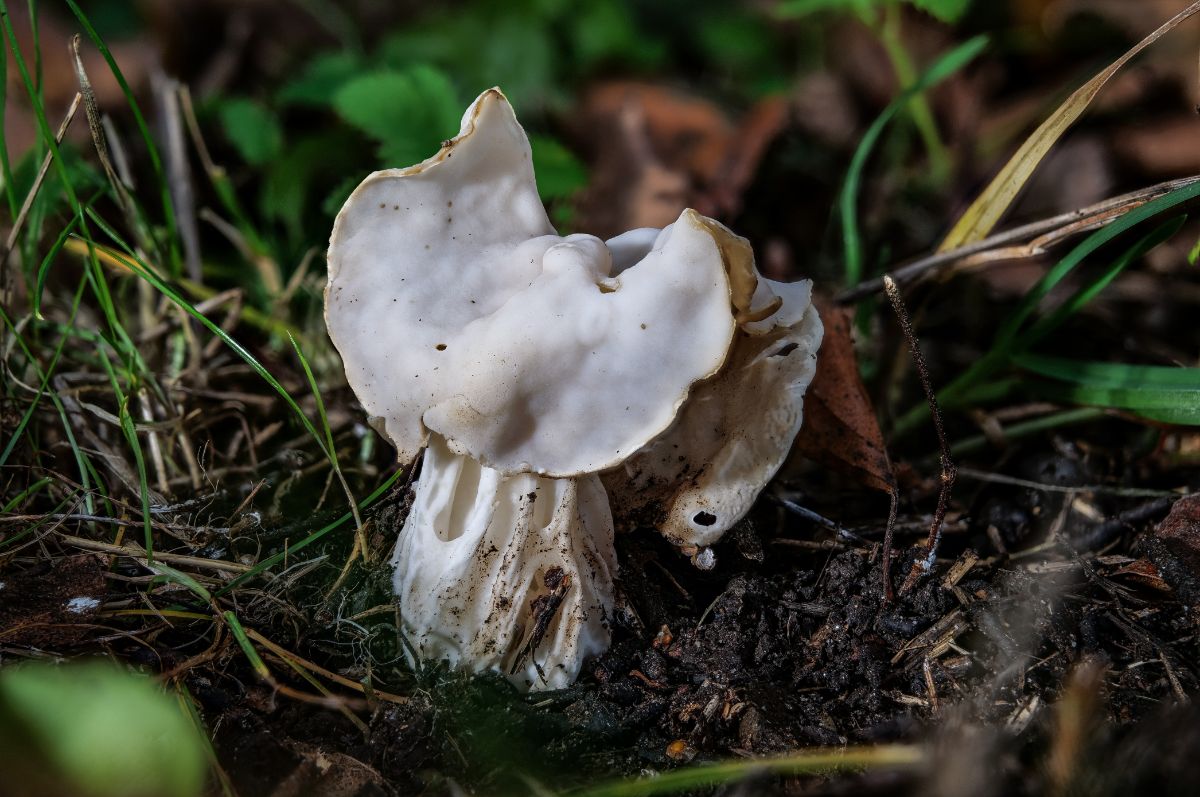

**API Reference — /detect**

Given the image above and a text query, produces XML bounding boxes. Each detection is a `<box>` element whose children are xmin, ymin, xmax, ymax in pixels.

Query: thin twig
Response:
<box><xmin>0</xmin><ymin>92</ymin><xmax>82</xmax><ymax>274</ymax></box>
<box><xmin>157</xmin><ymin>74</ymin><xmax>202</xmax><ymax>283</ymax></box>
<box><xmin>838</xmin><ymin>176</ymin><xmax>1200</xmax><ymax>303</ymax></box>
<box><xmin>880</xmin><ymin>487</ymin><xmax>899</xmax><ymax>602</ymax></box>
<box><xmin>884</xmin><ymin>277</ymin><xmax>956</xmax><ymax>578</ymax></box>
<box><xmin>53</xmin><ymin>532</ymin><xmax>250</xmax><ymax>573</ymax></box>
<box><xmin>244</xmin><ymin>627</ymin><xmax>409</xmax><ymax>705</ymax></box>
<box><xmin>956</xmin><ymin>467</ymin><xmax>1180</xmax><ymax>498</ymax></box>
<box><xmin>70</xmin><ymin>36</ymin><xmax>136</xmax><ymax>222</ymax></box>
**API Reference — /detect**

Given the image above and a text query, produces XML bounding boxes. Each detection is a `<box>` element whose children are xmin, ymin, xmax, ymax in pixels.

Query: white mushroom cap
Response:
<box><xmin>326</xmin><ymin>89</ymin><xmax>742</xmax><ymax>478</ymax></box>
<box><xmin>392</xmin><ymin>433</ymin><xmax>615</xmax><ymax>691</ymax></box>
<box><xmin>603</xmin><ymin>226</ymin><xmax>823</xmax><ymax>548</ymax></box>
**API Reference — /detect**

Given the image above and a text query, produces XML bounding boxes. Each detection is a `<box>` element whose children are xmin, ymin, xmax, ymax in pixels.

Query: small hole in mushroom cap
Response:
<box><xmin>693</xmin><ymin>511</ymin><xmax>717</xmax><ymax>527</ymax></box>
<box><xmin>771</xmin><ymin>342</ymin><xmax>799</xmax><ymax>358</ymax></box>
<box><xmin>435</xmin><ymin>343</ymin><xmax>447</xmax><ymax>351</ymax></box>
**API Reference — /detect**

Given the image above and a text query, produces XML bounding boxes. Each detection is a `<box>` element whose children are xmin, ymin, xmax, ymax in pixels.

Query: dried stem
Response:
<box><xmin>838</xmin><ymin>175</ymin><xmax>1200</xmax><ymax>303</ymax></box>
<box><xmin>883</xmin><ymin>276</ymin><xmax>956</xmax><ymax>578</ymax></box>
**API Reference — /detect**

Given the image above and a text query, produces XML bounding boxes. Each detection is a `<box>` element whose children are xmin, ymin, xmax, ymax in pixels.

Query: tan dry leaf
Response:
<box><xmin>939</xmin><ymin>0</ymin><xmax>1200</xmax><ymax>251</ymax></box>
<box><xmin>791</xmin><ymin>303</ymin><xmax>896</xmax><ymax>494</ymax></box>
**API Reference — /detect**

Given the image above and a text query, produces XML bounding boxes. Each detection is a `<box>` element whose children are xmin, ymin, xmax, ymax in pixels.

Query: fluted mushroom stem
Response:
<box><xmin>392</xmin><ymin>434</ymin><xmax>616</xmax><ymax>691</ymax></box>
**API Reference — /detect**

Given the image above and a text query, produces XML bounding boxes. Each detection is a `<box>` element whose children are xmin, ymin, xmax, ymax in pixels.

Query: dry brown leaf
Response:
<box><xmin>1152</xmin><ymin>493</ymin><xmax>1200</xmax><ymax>572</ymax></box>
<box><xmin>698</xmin><ymin>94</ymin><xmax>790</xmax><ymax>219</ymax></box>
<box><xmin>578</xmin><ymin>81</ymin><xmax>733</xmax><ymax>182</ymax></box>
<box><xmin>1143</xmin><ymin>493</ymin><xmax>1200</xmax><ymax>604</ymax></box>
<box><xmin>1113</xmin><ymin>117</ymin><xmax>1200</xmax><ymax>176</ymax></box>
<box><xmin>791</xmin><ymin>303</ymin><xmax>896</xmax><ymax>494</ymax></box>
<box><xmin>571</xmin><ymin>84</ymin><xmax>693</xmax><ymax>237</ymax></box>
<box><xmin>1109</xmin><ymin>557</ymin><xmax>1172</xmax><ymax>592</ymax></box>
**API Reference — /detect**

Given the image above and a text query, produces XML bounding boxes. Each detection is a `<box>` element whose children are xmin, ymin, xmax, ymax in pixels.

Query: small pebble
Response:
<box><xmin>65</xmin><ymin>596</ymin><xmax>100</xmax><ymax>614</ymax></box>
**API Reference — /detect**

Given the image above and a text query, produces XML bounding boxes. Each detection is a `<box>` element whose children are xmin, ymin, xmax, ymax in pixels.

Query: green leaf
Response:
<box><xmin>909</xmin><ymin>0</ymin><xmax>972</xmax><ymax>23</ymax></box>
<box><xmin>332</xmin><ymin>65</ymin><xmax>462</xmax><ymax>167</ymax></box>
<box><xmin>322</xmin><ymin>175</ymin><xmax>360</xmax><ymax>218</ymax></box>
<box><xmin>892</xmin><ymin>177</ymin><xmax>1200</xmax><ymax>437</ymax></box>
<box><xmin>1014</xmin><ymin>354</ymin><xmax>1200</xmax><ymax>425</ymax></box>
<box><xmin>530</xmin><ymin>135</ymin><xmax>587</xmax><ymax>201</ymax></box>
<box><xmin>570</xmin><ymin>0</ymin><xmax>665</xmax><ymax>71</ymax></box>
<box><xmin>218</xmin><ymin>98</ymin><xmax>283</xmax><ymax>165</ymax></box>
<box><xmin>696</xmin><ymin>10</ymin><xmax>788</xmax><ymax>94</ymax></box>
<box><xmin>472</xmin><ymin>17</ymin><xmax>556</xmax><ymax>108</ymax></box>
<box><xmin>776</xmin><ymin>0</ymin><xmax>971</xmax><ymax>23</ymax></box>
<box><xmin>840</xmin><ymin>34</ymin><xmax>988</xmax><ymax>285</ymax></box>
<box><xmin>378</xmin><ymin>22</ymin><xmax>469</xmax><ymax>71</ymax></box>
<box><xmin>0</xmin><ymin>663</ymin><xmax>208</xmax><ymax>797</ymax></box>
<box><xmin>261</xmin><ymin>132</ymin><xmax>354</xmax><ymax>244</ymax></box>
<box><xmin>277</xmin><ymin>51</ymin><xmax>363</xmax><ymax>107</ymax></box>
<box><xmin>775</xmin><ymin>0</ymin><xmax>877</xmax><ymax>17</ymax></box>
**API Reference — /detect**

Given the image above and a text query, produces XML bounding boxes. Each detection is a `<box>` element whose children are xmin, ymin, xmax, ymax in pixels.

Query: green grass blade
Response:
<box><xmin>0</xmin><ymin>275</ymin><xmax>101</xmax><ymax>520</ymax></box>
<box><xmin>287</xmin><ymin>333</ymin><xmax>336</xmax><ymax>459</ymax></box>
<box><xmin>574</xmin><ymin>745</ymin><xmax>924</xmax><ymax>797</ymax></box>
<box><xmin>1015</xmin><ymin>354</ymin><xmax>1200</xmax><ymax>425</ymax></box>
<box><xmin>0</xmin><ymin>269</ymin><xmax>88</xmax><ymax>467</ymax></box>
<box><xmin>93</xmin><ymin>342</ymin><xmax>154</xmax><ymax>560</ymax></box>
<box><xmin>32</xmin><ymin>202</ymin><xmax>86</xmax><ymax>317</ymax></box>
<box><xmin>0</xmin><ymin>489</ymin><xmax>80</xmax><ymax>551</ymax></box>
<box><xmin>80</xmin><ymin>238</ymin><xmax>329</xmax><ymax>457</ymax></box>
<box><xmin>222</xmin><ymin>611</ymin><xmax>272</xmax><ymax>681</ymax></box>
<box><xmin>994</xmin><ymin>182</ymin><xmax>1200</xmax><ymax>351</ymax></box>
<box><xmin>1015</xmin><ymin>354</ymin><xmax>1200</xmax><ymax>390</ymax></box>
<box><xmin>949</xmin><ymin>407</ymin><xmax>1106</xmax><ymax>457</ymax></box>
<box><xmin>215</xmin><ymin>466</ymin><xmax>404</xmax><ymax>596</ymax></box>
<box><xmin>146</xmin><ymin>561</ymin><xmax>213</xmax><ymax>603</ymax></box>
<box><xmin>893</xmin><ymin>177</ymin><xmax>1200</xmax><ymax>437</ymax></box>
<box><xmin>175</xmin><ymin>685</ymin><xmax>237</xmax><ymax>797</ymax></box>
<box><xmin>0</xmin><ymin>2</ymin><xmax>16</xmax><ymax>218</ymax></box>
<box><xmin>0</xmin><ymin>2</ymin><xmax>144</xmax><ymax>381</ymax></box>
<box><xmin>840</xmin><ymin>35</ymin><xmax>987</xmax><ymax>286</ymax></box>
<box><xmin>1017</xmin><ymin>216</ymin><xmax>1186</xmax><ymax>351</ymax></box>
<box><xmin>892</xmin><ymin>180</ymin><xmax>1200</xmax><ymax>439</ymax></box>
<box><xmin>1</xmin><ymin>476</ymin><xmax>52</xmax><ymax>512</ymax></box>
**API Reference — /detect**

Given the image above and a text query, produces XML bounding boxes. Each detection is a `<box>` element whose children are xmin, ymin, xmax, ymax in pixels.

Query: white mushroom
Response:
<box><xmin>325</xmin><ymin>87</ymin><xmax>821</xmax><ymax>691</ymax></box>
<box><xmin>392</xmin><ymin>433</ymin><xmax>615</xmax><ymax>690</ymax></box>
<box><xmin>326</xmin><ymin>89</ymin><xmax>738</xmax><ymax>478</ymax></box>
<box><xmin>603</xmin><ymin>257</ymin><xmax>823</xmax><ymax>547</ymax></box>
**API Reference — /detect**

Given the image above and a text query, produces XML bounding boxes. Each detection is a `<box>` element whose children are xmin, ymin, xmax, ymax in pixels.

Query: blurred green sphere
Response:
<box><xmin>0</xmin><ymin>661</ymin><xmax>207</xmax><ymax>797</ymax></box>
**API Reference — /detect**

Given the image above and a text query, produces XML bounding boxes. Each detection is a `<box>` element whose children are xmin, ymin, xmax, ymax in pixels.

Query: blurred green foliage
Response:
<box><xmin>776</xmin><ymin>0</ymin><xmax>972</xmax><ymax>24</ymax></box>
<box><xmin>210</xmin><ymin>0</ymin><xmax>797</xmax><ymax>264</ymax></box>
<box><xmin>0</xmin><ymin>662</ymin><xmax>208</xmax><ymax>797</ymax></box>
<box><xmin>330</xmin><ymin>66</ymin><xmax>463</xmax><ymax>167</ymax></box>
<box><xmin>218</xmin><ymin>97</ymin><xmax>283</xmax><ymax>166</ymax></box>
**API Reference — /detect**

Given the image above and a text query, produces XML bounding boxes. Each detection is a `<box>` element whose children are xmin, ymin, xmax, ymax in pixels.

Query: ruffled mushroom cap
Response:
<box><xmin>393</xmin><ymin>434</ymin><xmax>615</xmax><ymax>691</ymax></box>
<box><xmin>602</xmin><ymin>224</ymin><xmax>824</xmax><ymax>548</ymax></box>
<box><xmin>326</xmin><ymin>89</ymin><xmax>744</xmax><ymax>478</ymax></box>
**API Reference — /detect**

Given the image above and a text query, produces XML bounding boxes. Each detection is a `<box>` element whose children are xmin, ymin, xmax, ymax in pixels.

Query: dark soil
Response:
<box><xmin>163</xmin><ymin>437</ymin><xmax>1200</xmax><ymax>796</ymax></box>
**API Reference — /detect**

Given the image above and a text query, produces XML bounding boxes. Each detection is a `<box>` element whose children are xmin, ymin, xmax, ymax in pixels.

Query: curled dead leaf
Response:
<box><xmin>790</xmin><ymin>302</ymin><xmax>896</xmax><ymax>494</ymax></box>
